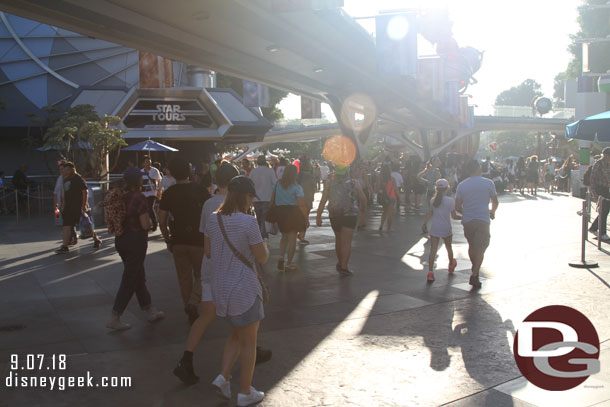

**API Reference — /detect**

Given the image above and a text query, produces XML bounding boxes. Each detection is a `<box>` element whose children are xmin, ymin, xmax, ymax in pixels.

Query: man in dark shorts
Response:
<box><xmin>56</xmin><ymin>162</ymin><xmax>101</xmax><ymax>253</ymax></box>
<box><xmin>455</xmin><ymin>159</ymin><xmax>499</xmax><ymax>289</ymax></box>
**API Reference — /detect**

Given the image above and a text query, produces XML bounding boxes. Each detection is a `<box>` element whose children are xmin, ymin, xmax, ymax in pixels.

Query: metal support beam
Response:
<box><xmin>420</xmin><ymin>129</ymin><xmax>431</xmax><ymax>160</ymax></box>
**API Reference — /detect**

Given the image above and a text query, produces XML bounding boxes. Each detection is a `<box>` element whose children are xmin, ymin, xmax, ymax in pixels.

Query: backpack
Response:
<box><xmin>583</xmin><ymin>165</ymin><xmax>593</xmax><ymax>187</ymax></box>
<box><xmin>98</xmin><ymin>187</ymin><xmax>126</xmax><ymax>236</ymax></box>
<box><xmin>328</xmin><ymin>178</ymin><xmax>357</xmax><ymax>217</ymax></box>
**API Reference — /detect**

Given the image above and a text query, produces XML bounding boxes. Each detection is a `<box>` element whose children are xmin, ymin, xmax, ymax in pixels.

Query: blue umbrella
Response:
<box><xmin>566</xmin><ymin>111</ymin><xmax>610</xmax><ymax>142</ymax></box>
<box><xmin>122</xmin><ymin>140</ymin><xmax>179</xmax><ymax>152</ymax></box>
<box><xmin>36</xmin><ymin>141</ymin><xmax>93</xmax><ymax>151</ymax></box>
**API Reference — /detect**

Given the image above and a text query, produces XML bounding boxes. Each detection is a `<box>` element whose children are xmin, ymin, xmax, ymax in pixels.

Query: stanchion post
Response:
<box><xmin>598</xmin><ymin>196</ymin><xmax>608</xmax><ymax>251</ymax></box>
<box><xmin>15</xmin><ymin>189</ymin><xmax>19</xmax><ymax>222</ymax></box>
<box><xmin>570</xmin><ymin>199</ymin><xmax>599</xmax><ymax>268</ymax></box>
<box><xmin>37</xmin><ymin>184</ymin><xmax>42</xmax><ymax>216</ymax></box>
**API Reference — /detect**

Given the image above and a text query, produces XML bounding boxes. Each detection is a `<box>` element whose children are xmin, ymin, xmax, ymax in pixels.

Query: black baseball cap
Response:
<box><xmin>228</xmin><ymin>175</ymin><xmax>258</xmax><ymax>198</ymax></box>
<box><xmin>215</xmin><ymin>162</ymin><xmax>239</xmax><ymax>187</ymax></box>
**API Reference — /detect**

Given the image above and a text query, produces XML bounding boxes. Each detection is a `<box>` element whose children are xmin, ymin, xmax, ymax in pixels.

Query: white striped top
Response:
<box><xmin>204</xmin><ymin>212</ymin><xmax>263</xmax><ymax>317</ymax></box>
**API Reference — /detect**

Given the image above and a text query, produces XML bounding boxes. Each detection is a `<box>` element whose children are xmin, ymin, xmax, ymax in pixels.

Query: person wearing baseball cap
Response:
<box><xmin>174</xmin><ymin>163</ymin><xmax>272</xmax><ymax>390</ymax></box>
<box><xmin>589</xmin><ymin>147</ymin><xmax>610</xmax><ymax>241</ymax></box>
<box><xmin>202</xmin><ymin>173</ymin><xmax>268</xmax><ymax>405</ymax></box>
<box><xmin>106</xmin><ymin>165</ymin><xmax>164</xmax><ymax>331</ymax></box>
<box><xmin>422</xmin><ymin>179</ymin><xmax>462</xmax><ymax>282</ymax></box>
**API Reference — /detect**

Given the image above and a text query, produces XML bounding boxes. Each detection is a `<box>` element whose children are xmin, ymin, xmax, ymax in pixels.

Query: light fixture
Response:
<box><xmin>266</xmin><ymin>45</ymin><xmax>280</xmax><ymax>52</ymax></box>
<box><xmin>313</xmin><ymin>67</ymin><xmax>324</xmax><ymax>73</ymax></box>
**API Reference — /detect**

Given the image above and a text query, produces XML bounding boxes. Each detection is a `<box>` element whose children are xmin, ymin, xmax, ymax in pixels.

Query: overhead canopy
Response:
<box><xmin>566</xmin><ymin>111</ymin><xmax>610</xmax><ymax>143</ymax></box>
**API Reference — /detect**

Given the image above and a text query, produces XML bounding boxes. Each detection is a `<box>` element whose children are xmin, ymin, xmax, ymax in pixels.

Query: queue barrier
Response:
<box><xmin>570</xmin><ymin>190</ymin><xmax>606</xmax><ymax>268</ymax></box>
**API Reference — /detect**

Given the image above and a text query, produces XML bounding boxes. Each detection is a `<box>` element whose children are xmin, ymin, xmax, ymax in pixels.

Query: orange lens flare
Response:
<box><xmin>322</xmin><ymin>135</ymin><xmax>357</xmax><ymax>168</ymax></box>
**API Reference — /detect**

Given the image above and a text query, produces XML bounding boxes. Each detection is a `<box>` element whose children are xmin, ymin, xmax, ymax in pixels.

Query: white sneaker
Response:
<box><xmin>211</xmin><ymin>374</ymin><xmax>231</xmax><ymax>399</ymax></box>
<box><xmin>146</xmin><ymin>307</ymin><xmax>165</xmax><ymax>323</ymax></box>
<box><xmin>237</xmin><ymin>387</ymin><xmax>264</xmax><ymax>406</ymax></box>
<box><xmin>106</xmin><ymin>315</ymin><xmax>131</xmax><ymax>331</ymax></box>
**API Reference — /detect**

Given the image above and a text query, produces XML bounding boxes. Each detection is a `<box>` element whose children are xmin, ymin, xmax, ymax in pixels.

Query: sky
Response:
<box><xmin>279</xmin><ymin>0</ymin><xmax>581</xmax><ymax>118</ymax></box>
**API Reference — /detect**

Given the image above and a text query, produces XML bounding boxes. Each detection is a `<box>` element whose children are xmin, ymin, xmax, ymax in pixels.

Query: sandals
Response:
<box><xmin>284</xmin><ymin>263</ymin><xmax>298</xmax><ymax>272</ymax></box>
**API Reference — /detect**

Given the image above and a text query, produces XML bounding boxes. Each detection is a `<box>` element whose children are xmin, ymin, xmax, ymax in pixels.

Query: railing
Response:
<box><xmin>0</xmin><ymin>175</ymin><xmax>120</xmax><ymax>223</ymax></box>
<box><xmin>492</xmin><ymin>105</ymin><xmax>575</xmax><ymax>120</ymax></box>
<box><xmin>271</xmin><ymin>118</ymin><xmax>336</xmax><ymax>131</ymax></box>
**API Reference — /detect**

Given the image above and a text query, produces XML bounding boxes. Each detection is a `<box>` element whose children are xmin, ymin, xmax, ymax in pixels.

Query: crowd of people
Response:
<box><xmin>48</xmin><ymin>147</ymin><xmax>609</xmax><ymax>405</ymax></box>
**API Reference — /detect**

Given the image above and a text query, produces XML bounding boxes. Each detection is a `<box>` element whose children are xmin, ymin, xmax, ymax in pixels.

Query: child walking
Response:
<box><xmin>422</xmin><ymin>179</ymin><xmax>461</xmax><ymax>282</ymax></box>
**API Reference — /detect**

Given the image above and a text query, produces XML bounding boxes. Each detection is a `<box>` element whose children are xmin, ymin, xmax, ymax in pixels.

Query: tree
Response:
<box><xmin>485</xmin><ymin>131</ymin><xmax>552</xmax><ymax>158</ymax></box>
<box><xmin>495</xmin><ymin>79</ymin><xmax>543</xmax><ymax>106</ymax></box>
<box><xmin>43</xmin><ymin>104</ymin><xmax>126</xmax><ymax>179</ymax></box>
<box><xmin>216</xmin><ymin>73</ymin><xmax>288</xmax><ymax>123</ymax></box>
<box><xmin>553</xmin><ymin>72</ymin><xmax>567</xmax><ymax>106</ymax></box>
<box><xmin>555</xmin><ymin>0</ymin><xmax>610</xmax><ymax>102</ymax></box>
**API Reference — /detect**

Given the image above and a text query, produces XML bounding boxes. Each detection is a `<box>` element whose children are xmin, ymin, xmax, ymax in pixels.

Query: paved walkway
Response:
<box><xmin>0</xmin><ymin>191</ymin><xmax>609</xmax><ymax>407</ymax></box>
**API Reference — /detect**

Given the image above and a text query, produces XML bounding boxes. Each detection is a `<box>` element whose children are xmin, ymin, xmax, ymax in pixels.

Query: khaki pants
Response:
<box><xmin>172</xmin><ymin>244</ymin><xmax>204</xmax><ymax>306</ymax></box>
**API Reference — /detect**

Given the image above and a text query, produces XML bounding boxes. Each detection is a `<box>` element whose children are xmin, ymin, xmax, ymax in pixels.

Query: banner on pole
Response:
<box><xmin>243</xmin><ymin>80</ymin><xmax>270</xmax><ymax>108</ymax></box>
<box><xmin>375</xmin><ymin>13</ymin><xmax>418</xmax><ymax>76</ymax></box>
<box><xmin>301</xmin><ymin>96</ymin><xmax>322</xmax><ymax>119</ymax></box>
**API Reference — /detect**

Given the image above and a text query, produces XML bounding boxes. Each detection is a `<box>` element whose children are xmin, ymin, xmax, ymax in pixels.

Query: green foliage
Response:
<box><xmin>44</xmin><ymin>104</ymin><xmax>126</xmax><ymax>178</ymax></box>
<box><xmin>495</xmin><ymin>79</ymin><xmax>543</xmax><ymax>106</ymax></box>
<box><xmin>216</xmin><ymin>72</ymin><xmax>288</xmax><ymax>122</ymax></box>
<box><xmin>483</xmin><ymin>131</ymin><xmax>552</xmax><ymax>158</ymax></box>
<box><xmin>555</xmin><ymin>0</ymin><xmax>610</xmax><ymax>101</ymax></box>
<box><xmin>264</xmin><ymin>139</ymin><xmax>326</xmax><ymax>159</ymax></box>
<box><xmin>553</xmin><ymin>72</ymin><xmax>567</xmax><ymax>105</ymax></box>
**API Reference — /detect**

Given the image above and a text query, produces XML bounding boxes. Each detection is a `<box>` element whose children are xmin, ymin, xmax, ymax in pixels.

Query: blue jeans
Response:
<box><xmin>253</xmin><ymin>201</ymin><xmax>271</xmax><ymax>239</ymax></box>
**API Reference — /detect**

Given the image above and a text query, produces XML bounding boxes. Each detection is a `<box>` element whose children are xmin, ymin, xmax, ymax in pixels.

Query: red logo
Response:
<box><xmin>514</xmin><ymin>305</ymin><xmax>600</xmax><ymax>391</ymax></box>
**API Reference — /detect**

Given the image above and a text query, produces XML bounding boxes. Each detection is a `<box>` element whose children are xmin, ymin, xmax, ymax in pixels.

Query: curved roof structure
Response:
<box><xmin>0</xmin><ymin>12</ymin><xmax>137</xmax><ymax>126</ymax></box>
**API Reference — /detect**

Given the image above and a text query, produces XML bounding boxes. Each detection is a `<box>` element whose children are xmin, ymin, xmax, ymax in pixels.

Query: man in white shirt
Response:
<box><xmin>141</xmin><ymin>156</ymin><xmax>162</xmax><ymax>231</ymax></box>
<box><xmin>455</xmin><ymin>159</ymin><xmax>499</xmax><ymax>289</ymax></box>
<box><xmin>276</xmin><ymin>157</ymin><xmax>288</xmax><ymax>180</ymax></box>
<box><xmin>249</xmin><ymin>155</ymin><xmax>277</xmax><ymax>243</ymax></box>
<box><xmin>391</xmin><ymin>163</ymin><xmax>404</xmax><ymax>211</ymax></box>
<box><xmin>319</xmin><ymin>161</ymin><xmax>330</xmax><ymax>190</ymax></box>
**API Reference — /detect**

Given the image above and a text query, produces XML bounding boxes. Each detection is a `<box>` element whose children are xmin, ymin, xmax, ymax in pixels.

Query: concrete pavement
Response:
<box><xmin>0</xmin><ymin>191</ymin><xmax>609</xmax><ymax>407</ymax></box>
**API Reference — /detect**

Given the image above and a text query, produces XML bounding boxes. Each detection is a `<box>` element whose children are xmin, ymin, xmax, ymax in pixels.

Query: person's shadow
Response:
<box><xmin>452</xmin><ymin>297</ymin><xmax>524</xmax><ymax>405</ymax></box>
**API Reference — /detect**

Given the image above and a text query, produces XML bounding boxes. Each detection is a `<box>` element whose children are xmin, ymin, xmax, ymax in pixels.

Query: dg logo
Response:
<box><xmin>514</xmin><ymin>305</ymin><xmax>600</xmax><ymax>391</ymax></box>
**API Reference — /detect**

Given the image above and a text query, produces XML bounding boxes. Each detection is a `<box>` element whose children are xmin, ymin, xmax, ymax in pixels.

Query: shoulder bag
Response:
<box><xmin>265</xmin><ymin>182</ymin><xmax>281</xmax><ymax>223</ymax></box>
<box><xmin>216</xmin><ymin>213</ymin><xmax>269</xmax><ymax>304</ymax></box>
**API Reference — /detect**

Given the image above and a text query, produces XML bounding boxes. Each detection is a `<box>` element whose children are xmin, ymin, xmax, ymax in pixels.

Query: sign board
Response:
<box><xmin>122</xmin><ymin>100</ymin><xmax>214</xmax><ymax>129</ymax></box>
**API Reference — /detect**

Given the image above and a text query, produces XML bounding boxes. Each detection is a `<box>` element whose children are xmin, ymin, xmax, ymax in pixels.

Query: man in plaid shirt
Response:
<box><xmin>589</xmin><ymin>147</ymin><xmax>610</xmax><ymax>241</ymax></box>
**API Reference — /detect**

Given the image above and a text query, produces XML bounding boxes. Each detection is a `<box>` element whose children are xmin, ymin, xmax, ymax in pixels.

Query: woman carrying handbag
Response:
<box><xmin>204</xmin><ymin>176</ymin><xmax>269</xmax><ymax>406</ymax></box>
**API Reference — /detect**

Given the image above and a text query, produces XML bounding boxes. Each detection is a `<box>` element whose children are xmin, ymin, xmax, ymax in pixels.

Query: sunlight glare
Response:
<box><xmin>386</xmin><ymin>15</ymin><xmax>409</xmax><ymax>41</ymax></box>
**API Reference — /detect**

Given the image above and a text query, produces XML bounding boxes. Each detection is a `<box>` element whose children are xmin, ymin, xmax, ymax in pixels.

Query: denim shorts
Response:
<box><xmin>224</xmin><ymin>296</ymin><xmax>264</xmax><ymax>327</ymax></box>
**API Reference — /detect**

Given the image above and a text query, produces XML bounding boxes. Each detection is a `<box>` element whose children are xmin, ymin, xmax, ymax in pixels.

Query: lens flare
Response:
<box><xmin>339</xmin><ymin>93</ymin><xmax>377</xmax><ymax>133</ymax></box>
<box><xmin>386</xmin><ymin>15</ymin><xmax>410</xmax><ymax>41</ymax></box>
<box><xmin>322</xmin><ymin>135</ymin><xmax>357</xmax><ymax>168</ymax></box>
